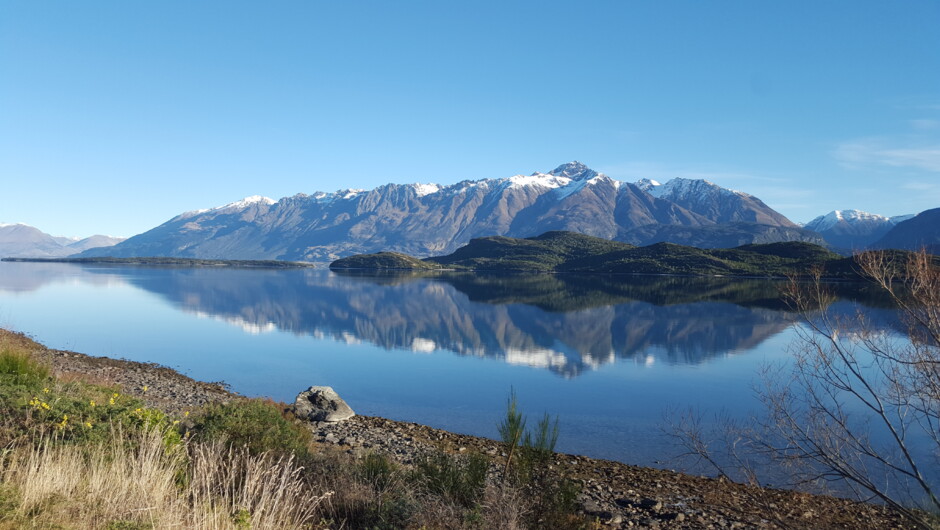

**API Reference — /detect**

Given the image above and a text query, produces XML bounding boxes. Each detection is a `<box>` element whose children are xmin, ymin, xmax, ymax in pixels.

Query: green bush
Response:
<box><xmin>0</xmin><ymin>347</ymin><xmax>49</xmax><ymax>386</ymax></box>
<box><xmin>497</xmin><ymin>391</ymin><xmax>584</xmax><ymax>529</ymax></box>
<box><xmin>359</xmin><ymin>452</ymin><xmax>399</xmax><ymax>491</ymax></box>
<box><xmin>188</xmin><ymin>398</ymin><xmax>312</xmax><ymax>456</ymax></box>
<box><xmin>415</xmin><ymin>450</ymin><xmax>488</xmax><ymax>508</ymax></box>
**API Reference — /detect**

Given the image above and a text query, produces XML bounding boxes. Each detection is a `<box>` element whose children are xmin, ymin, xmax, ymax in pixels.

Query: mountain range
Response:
<box><xmin>0</xmin><ymin>223</ymin><xmax>124</xmax><ymax>259</ymax></box>
<box><xmin>78</xmin><ymin>162</ymin><xmax>829</xmax><ymax>262</ymax></box>
<box><xmin>5</xmin><ymin>161</ymin><xmax>936</xmax><ymax>261</ymax></box>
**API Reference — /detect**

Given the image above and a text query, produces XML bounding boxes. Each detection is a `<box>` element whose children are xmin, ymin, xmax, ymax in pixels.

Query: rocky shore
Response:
<box><xmin>33</xmin><ymin>333</ymin><xmax>912</xmax><ymax>529</ymax></box>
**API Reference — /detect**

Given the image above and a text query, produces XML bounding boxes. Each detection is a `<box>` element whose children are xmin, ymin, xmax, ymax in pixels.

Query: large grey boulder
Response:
<box><xmin>294</xmin><ymin>386</ymin><xmax>355</xmax><ymax>423</ymax></box>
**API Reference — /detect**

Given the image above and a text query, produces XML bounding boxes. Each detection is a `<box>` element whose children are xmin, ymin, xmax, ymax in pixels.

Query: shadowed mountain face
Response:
<box><xmin>619</xmin><ymin>223</ymin><xmax>825</xmax><ymax>248</ymax></box>
<box><xmin>873</xmin><ymin>208</ymin><xmax>940</xmax><ymax>253</ymax></box>
<box><xmin>0</xmin><ymin>261</ymin><xmax>901</xmax><ymax>378</ymax></box>
<box><xmin>81</xmin><ymin>162</ymin><xmax>804</xmax><ymax>262</ymax></box>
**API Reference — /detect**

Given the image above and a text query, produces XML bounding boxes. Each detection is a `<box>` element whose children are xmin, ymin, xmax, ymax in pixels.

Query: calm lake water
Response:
<box><xmin>0</xmin><ymin>261</ymin><xmax>907</xmax><ymax>469</ymax></box>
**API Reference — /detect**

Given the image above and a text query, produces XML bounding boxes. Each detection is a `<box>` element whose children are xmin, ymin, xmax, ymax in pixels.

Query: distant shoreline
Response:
<box><xmin>1</xmin><ymin>256</ymin><xmax>318</xmax><ymax>268</ymax></box>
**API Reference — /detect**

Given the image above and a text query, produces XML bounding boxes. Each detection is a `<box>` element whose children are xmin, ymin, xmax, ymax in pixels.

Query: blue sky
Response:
<box><xmin>2</xmin><ymin>1</ymin><xmax>938</xmax><ymax>237</ymax></box>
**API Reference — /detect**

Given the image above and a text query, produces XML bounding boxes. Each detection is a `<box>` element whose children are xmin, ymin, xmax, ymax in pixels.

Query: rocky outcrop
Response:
<box><xmin>293</xmin><ymin>386</ymin><xmax>356</xmax><ymax>422</ymax></box>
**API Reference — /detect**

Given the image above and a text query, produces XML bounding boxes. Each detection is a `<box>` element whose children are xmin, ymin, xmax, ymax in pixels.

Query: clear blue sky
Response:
<box><xmin>2</xmin><ymin>1</ymin><xmax>938</xmax><ymax>237</ymax></box>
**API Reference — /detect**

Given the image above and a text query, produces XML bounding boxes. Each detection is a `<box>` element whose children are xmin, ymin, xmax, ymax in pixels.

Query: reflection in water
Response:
<box><xmin>0</xmin><ymin>261</ymin><xmax>921</xmax><ymax>477</ymax></box>
<box><xmin>0</xmin><ymin>263</ymin><xmax>902</xmax><ymax>377</ymax></box>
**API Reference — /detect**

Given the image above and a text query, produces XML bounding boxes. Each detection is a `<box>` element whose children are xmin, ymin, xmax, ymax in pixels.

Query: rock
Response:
<box><xmin>294</xmin><ymin>386</ymin><xmax>355</xmax><ymax>423</ymax></box>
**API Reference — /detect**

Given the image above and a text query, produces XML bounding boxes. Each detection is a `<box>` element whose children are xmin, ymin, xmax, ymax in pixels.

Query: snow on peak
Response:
<box><xmin>505</xmin><ymin>173</ymin><xmax>571</xmax><ymax>190</ymax></box>
<box><xmin>214</xmin><ymin>195</ymin><xmax>277</xmax><ymax>210</ymax></box>
<box><xmin>634</xmin><ymin>178</ymin><xmax>661</xmax><ymax>192</ymax></box>
<box><xmin>412</xmin><ymin>183</ymin><xmax>441</xmax><ymax>197</ymax></box>
<box><xmin>641</xmin><ymin>177</ymin><xmax>746</xmax><ymax>200</ymax></box>
<box><xmin>338</xmin><ymin>189</ymin><xmax>365</xmax><ymax>199</ymax></box>
<box><xmin>805</xmin><ymin>210</ymin><xmax>891</xmax><ymax>232</ymax></box>
<box><xmin>548</xmin><ymin>161</ymin><xmax>598</xmax><ymax>180</ymax></box>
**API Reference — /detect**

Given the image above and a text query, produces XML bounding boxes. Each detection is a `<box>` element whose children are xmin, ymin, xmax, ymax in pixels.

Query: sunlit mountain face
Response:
<box><xmin>79</xmin><ymin>162</ymin><xmax>820</xmax><ymax>262</ymax></box>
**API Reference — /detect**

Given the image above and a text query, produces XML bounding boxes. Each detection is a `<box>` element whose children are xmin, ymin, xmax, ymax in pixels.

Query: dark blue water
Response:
<box><xmin>0</xmin><ymin>262</ymin><xmax>906</xmax><ymax>469</ymax></box>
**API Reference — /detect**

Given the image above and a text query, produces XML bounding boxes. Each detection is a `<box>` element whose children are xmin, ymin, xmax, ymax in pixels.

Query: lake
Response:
<box><xmin>0</xmin><ymin>261</ymin><xmax>906</xmax><ymax>469</ymax></box>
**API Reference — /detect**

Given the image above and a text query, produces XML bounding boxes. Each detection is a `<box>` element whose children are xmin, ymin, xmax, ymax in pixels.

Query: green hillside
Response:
<box><xmin>329</xmin><ymin>231</ymin><xmax>910</xmax><ymax>278</ymax></box>
<box><xmin>329</xmin><ymin>251</ymin><xmax>442</xmax><ymax>270</ymax></box>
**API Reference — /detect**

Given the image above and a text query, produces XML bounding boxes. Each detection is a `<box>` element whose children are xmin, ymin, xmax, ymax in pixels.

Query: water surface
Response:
<box><xmin>0</xmin><ymin>262</ymin><xmax>902</xmax><ymax>467</ymax></box>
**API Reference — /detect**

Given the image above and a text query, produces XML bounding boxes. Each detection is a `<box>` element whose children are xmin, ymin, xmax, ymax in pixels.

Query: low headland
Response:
<box><xmin>1</xmin><ymin>256</ymin><xmax>316</xmax><ymax>268</ymax></box>
<box><xmin>330</xmin><ymin>230</ymin><xmax>930</xmax><ymax>279</ymax></box>
<box><xmin>0</xmin><ymin>328</ymin><xmax>918</xmax><ymax>529</ymax></box>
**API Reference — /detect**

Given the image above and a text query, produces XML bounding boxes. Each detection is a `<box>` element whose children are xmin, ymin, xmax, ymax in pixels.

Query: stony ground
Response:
<box><xmin>22</xmin><ymin>330</ymin><xmax>915</xmax><ymax>529</ymax></box>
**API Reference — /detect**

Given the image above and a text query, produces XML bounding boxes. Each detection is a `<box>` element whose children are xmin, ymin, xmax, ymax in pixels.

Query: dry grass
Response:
<box><xmin>0</xmin><ymin>427</ymin><xmax>329</xmax><ymax>529</ymax></box>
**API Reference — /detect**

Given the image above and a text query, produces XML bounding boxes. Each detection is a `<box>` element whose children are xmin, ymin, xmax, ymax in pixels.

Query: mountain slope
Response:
<box><xmin>82</xmin><ymin>162</ymin><xmax>800</xmax><ymax>262</ymax></box>
<box><xmin>620</xmin><ymin>222</ymin><xmax>825</xmax><ymax>248</ymax></box>
<box><xmin>0</xmin><ymin>224</ymin><xmax>125</xmax><ymax>258</ymax></box>
<box><xmin>0</xmin><ymin>224</ymin><xmax>72</xmax><ymax>258</ymax></box>
<box><xmin>872</xmin><ymin>208</ymin><xmax>940</xmax><ymax>252</ymax></box>
<box><xmin>637</xmin><ymin>178</ymin><xmax>796</xmax><ymax>226</ymax></box>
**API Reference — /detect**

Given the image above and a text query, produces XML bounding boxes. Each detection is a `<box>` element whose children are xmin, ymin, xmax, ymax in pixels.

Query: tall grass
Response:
<box><xmin>0</xmin><ymin>346</ymin><xmax>49</xmax><ymax>386</ymax></box>
<box><xmin>0</xmin><ymin>426</ymin><xmax>329</xmax><ymax>529</ymax></box>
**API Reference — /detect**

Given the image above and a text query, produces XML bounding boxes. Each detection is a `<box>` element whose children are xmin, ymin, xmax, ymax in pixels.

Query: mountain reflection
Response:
<box><xmin>0</xmin><ymin>263</ymin><xmax>902</xmax><ymax>377</ymax></box>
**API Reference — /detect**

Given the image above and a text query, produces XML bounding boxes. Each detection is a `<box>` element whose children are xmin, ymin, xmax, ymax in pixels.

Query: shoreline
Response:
<box><xmin>8</xmin><ymin>328</ymin><xmax>914</xmax><ymax>529</ymax></box>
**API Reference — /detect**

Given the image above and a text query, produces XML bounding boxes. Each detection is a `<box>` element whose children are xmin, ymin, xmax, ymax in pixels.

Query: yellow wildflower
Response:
<box><xmin>90</xmin><ymin>400</ymin><xmax>96</xmax><ymax>407</ymax></box>
<box><xmin>142</xmin><ymin>385</ymin><xmax>149</xmax><ymax>392</ymax></box>
<box><xmin>42</xmin><ymin>387</ymin><xmax>50</xmax><ymax>394</ymax></box>
<box><xmin>109</xmin><ymin>397</ymin><xmax>115</xmax><ymax>405</ymax></box>
<box><xmin>41</xmin><ymin>402</ymin><xmax>50</xmax><ymax>410</ymax></box>
<box><xmin>183</xmin><ymin>411</ymin><xmax>189</xmax><ymax>417</ymax></box>
<box><xmin>85</xmin><ymin>422</ymin><xmax>93</xmax><ymax>428</ymax></box>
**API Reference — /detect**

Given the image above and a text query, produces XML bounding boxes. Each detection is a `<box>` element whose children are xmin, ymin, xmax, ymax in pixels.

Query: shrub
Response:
<box><xmin>359</xmin><ymin>452</ymin><xmax>398</xmax><ymax>491</ymax></box>
<box><xmin>496</xmin><ymin>391</ymin><xmax>583</xmax><ymax>528</ymax></box>
<box><xmin>0</xmin><ymin>347</ymin><xmax>49</xmax><ymax>386</ymax></box>
<box><xmin>188</xmin><ymin>398</ymin><xmax>312</xmax><ymax>456</ymax></box>
<box><xmin>415</xmin><ymin>450</ymin><xmax>488</xmax><ymax>508</ymax></box>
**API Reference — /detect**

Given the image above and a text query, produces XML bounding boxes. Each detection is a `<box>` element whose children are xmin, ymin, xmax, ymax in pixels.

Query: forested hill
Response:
<box><xmin>331</xmin><ymin>230</ymin><xmax>883</xmax><ymax>278</ymax></box>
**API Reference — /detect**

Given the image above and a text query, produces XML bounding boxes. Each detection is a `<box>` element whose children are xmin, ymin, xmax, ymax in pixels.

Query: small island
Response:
<box><xmin>330</xmin><ymin>230</ymin><xmax>875</xmax><ymax>278</ymax></box>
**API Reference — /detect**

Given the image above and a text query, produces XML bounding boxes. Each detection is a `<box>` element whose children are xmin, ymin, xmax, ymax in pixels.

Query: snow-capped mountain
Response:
<box><xmin>804</xmin><ymin>209</ymin><xmax>914</xmax><ymax>250</ymax></box>
<box><xmin>81</xmin><ymin>162</ymin><xmax>812</xmax><ymax>261</ymax></box>
<box><xmin>0</xmin><ymin>223</ymin><xmax>125</xmax><ymax>258</ymax></box>
<box><xmin>637</xmin><ymin>178</ymin><xmax>796</xmax><ymax>226</ymax></box>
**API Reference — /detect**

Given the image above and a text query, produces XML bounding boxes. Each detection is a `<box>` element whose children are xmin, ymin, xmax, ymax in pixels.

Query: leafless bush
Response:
<box><xmin>763</xmin><ymin>250</ymin><xmax>940</xmax><ymax>527</ymax></box>
<box><xmin>669</xmin><ymin>250</ymin><xmax>940</xmax><ymax>528</ymax></box>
